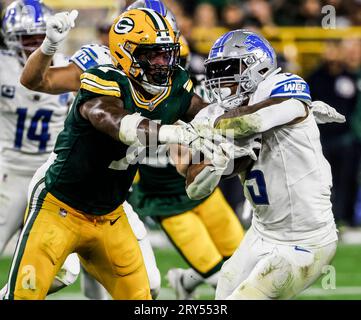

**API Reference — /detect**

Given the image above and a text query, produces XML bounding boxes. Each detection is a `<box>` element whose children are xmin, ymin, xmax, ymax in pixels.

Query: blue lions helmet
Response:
<box><xmin>2</xmin><ymin>0</ymin><xmax>53</xmax><ymax>63</ymax></box>
<box><xmin>126</xmin><ymin>0</ymin><xmax>180</xmax><ymax>40</ymax></box>
<box><xmin>205</xmin><ymin>29</ymin><xmax>278</xmax><ymax>106</ymax></box>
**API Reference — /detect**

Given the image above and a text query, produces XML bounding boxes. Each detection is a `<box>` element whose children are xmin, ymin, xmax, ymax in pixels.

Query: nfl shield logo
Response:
<box><xmin>59</xmin><ymin>208</ymin><xmax>68</xmax><ymax>217</ymax></box>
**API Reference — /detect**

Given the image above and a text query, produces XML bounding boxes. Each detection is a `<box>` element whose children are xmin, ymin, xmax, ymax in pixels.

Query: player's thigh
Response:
<box><xmin>82</xmin><ymin>210</ymin><xmax>151</xmax><ymax>300</ymax></box>
<box><xmin>196</xmin><ymin>188</ymin><xmax>244</xmax><ymax>257</ymax></box>
<box><xmin>0</xmin><ymin>169</ymin><xmax>30</xmax><ymax>252</ymax></box>
<box><xmin>160</xmin><ymin>211</ymin><xmax>223</xmax><ymax>275</ymax></box>
<box><xmin>5</xmin><ymin>190</ymin><xmax>77</xmax><ymax>300</ymax></box>
<box><xmin>284</xmin><ymin>241</ymin><xmax>338</xmax><ymax>299</ymax></box>
<box><xmin>216</xmin><ymin>228</ymin><xmax>264</xmax><ymax>300</ymax></box>
<box><xmin>227</xmin><ymin>241</ymin><xmax>338</xmax><ymax>300</ymax></box>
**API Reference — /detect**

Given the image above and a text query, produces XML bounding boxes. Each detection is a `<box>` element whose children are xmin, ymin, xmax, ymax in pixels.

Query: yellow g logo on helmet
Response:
<box><xmin>109</xmin><ymin>8</ymin><xmax>179</xmax><ymax>85</ymax></box>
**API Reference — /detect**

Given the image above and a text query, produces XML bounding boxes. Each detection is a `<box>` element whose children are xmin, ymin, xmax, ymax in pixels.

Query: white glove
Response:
<box><xmin>40</xmin><ymin>10</ymin><xmax>79</xmax><ymax>55</ymax></box>
<box><xmin>158</xmin><ymin>121</ymin><xmax>225</xmax><ymax>157</ymax></box>
<box><xmin>208</xmin><ymin>137</ymin><xmax>261</xmax><ymax>176</ymax></box>
<box><xmin>311</xmin><ymin>100</ymin><xmax>346</xmax><ymax>124</ymax></box>
<box><xmin>185</xmin><ymin>137</ymin><xmax>261</xmax><ymax>200</ymax></box>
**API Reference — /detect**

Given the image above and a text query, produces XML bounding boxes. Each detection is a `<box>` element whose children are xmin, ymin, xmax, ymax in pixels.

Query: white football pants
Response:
<box><xmin>216</xmin><ymin>227</ymin><xmax>337</xmax><ymax>300</ymax></box>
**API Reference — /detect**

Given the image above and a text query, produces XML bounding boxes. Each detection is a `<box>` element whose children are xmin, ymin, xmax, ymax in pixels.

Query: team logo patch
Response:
<box><xmin>114</xmin><ymin>17</ymin><xmax>134</xmax><ymax>34</ymax></box>
<box><xmin>59</xmin><ymin>208</ymin><xmax>67</xmax><ymax>217</ymax></box>
<box><xmin>209</xmin><ymin>31</ymin><xmax>234</xmax><ymax>58</ymax></box>
<box><xmin>244</xmin><ymin>34</ymin><xmax>274</xmax><ymax>63</ymax></box>
<box><xmin>1</xmin><ymin>85</ymin><xmax>15</xmax><ymax>98</ymax></box>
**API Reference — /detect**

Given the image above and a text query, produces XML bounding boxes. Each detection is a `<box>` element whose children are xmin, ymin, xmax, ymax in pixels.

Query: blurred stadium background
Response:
<box><xmin>0</xmin><ymin>0</ymin><xmax>361</xmax><ymax>300</ymax></box>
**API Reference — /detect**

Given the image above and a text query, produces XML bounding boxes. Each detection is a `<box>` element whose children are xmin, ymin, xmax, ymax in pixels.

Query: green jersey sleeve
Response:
<box><xmin>77</xmin><ymin>64</ymin><xmax>124</xmax><ymax>105</ymax></box>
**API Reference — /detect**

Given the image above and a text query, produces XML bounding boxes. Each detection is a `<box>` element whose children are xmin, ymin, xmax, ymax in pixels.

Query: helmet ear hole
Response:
<box><xmin>259</xmin><ymin>68</ymin><xmax>269</xmax><ymax>75</ymax></box>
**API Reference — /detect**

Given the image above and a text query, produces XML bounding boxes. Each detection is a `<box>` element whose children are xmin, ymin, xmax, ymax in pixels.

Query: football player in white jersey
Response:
<box><xmin>174</xmin><ymin>30</ymin><xmax>342</xmax><ymax>300</ymax></box>
<box><xmin>0</xmin><ymin>0</ymin><xmax>81</xmax><ymax>296</ymax></box>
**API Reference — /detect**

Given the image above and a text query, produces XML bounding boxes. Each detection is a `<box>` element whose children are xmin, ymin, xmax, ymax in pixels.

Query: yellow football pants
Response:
<box><xmin>5</xmin><ymin>181</ymin><xmax>151</xmax><ymax>300</ymax></box>
<box><xmin>160</xmin><ymin>188</ymin><xmax>244</xmax><ymax>276</ymax></box>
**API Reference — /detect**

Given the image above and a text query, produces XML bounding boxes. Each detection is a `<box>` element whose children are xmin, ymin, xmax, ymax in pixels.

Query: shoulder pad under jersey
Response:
<box><xmin>250</xmin><ymin>72</ymin><xmax>312</xmax><ymax>106</ymax></box>
<box><xmin>70</xmin><ymin>44</ymin><xmax>112</xmax><ymax>72</ymax></box>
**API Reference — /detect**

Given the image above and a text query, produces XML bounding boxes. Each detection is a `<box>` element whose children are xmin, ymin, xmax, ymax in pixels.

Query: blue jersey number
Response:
<box><xmin>245</xmin><ymin>170</ymin><xmax>269</xmax><ymax>205</ymax></box>
<box><xmin>15</xmin><ymin>108</ymin><xmax>53</xmax><ymax>151</ymax></box>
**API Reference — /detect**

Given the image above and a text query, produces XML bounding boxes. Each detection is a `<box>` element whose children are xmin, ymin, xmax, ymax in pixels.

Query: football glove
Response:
<box><xmin>311</xmin><ymin>100</ymin><xmax>346</xmax><ymax>124</ymax></box>
<box><xmin>209</xmin><ymin>137</ymin><xmax>261</xmax><ymax>175</ymax></box>
<box><xmin>158</xmin><ymin>121</ymin><xmax>225</xmax><ymax>158</ymax></box>
<box><xmin>41</xmin><ymin>10</ymin><xmax>79</xmax><ymax>55</ymax></box>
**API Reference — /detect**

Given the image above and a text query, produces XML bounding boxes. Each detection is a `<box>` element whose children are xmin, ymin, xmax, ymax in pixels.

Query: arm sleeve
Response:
<box><xmin>70</xmin><ymin>44</ymin><xmax>112</xmax><ymax>72</ymax></box>
<box><xmin>216</xmin><ymin>98</ymin><xmax>307</xmax><ymax>137</ymax></box>
<box><xmin>78</xmin><ymin>67</ymin><xmax>122</xmax><ymax>101</ymax></box>
<box><xmin>72</xmin><ymin>66</ymin><xmax>124</xmax><ymax>121</ymax></box>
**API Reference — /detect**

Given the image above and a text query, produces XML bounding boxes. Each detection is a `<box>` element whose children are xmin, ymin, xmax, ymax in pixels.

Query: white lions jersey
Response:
<box><xmin>0</xmin><ymin>50</ymin><xmax>71</xmax><ymax>174</ymax></box>
<box><xmin>194</xmin><ymin>71</ymin><xmax>338</xmax><ymax>247</ymax></box>
<box><xmin>70</xmin><ymin>44</ymin><xmax>112</xmax><ymax>72</ymax></box>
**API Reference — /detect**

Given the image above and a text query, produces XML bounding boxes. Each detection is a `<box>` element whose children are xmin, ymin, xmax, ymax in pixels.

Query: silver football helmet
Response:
<box><xmin>127</xmin><ymin>0</ymin><xmax>180</xmax><ymax>40</ymax></box>
<box><xmin>2</xmin><ymin>0</ymin><xmax>53</xmax><ymax>63</ymax></box>
<box><xmin>205</xmin><ymin>29</ymin><xmax>278</xmax><ymax>108</ymax></box>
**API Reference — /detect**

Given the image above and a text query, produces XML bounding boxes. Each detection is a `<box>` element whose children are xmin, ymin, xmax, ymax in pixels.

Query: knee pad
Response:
<box><xmin>55</xmin><ymin>253</ymin><xmax>81</xmax><ymax>286</ymax></box>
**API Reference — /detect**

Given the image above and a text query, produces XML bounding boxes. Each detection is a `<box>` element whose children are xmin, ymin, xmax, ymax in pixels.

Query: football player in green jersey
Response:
<box><xmin>4</xmin><ymin>8</ymin><xmax>229</xmax><ymax>300</ymax></box>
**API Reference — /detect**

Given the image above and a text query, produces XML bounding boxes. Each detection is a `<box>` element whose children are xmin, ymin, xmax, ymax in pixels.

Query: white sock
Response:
<box><xmin>182</xmin><ymin>268</ymin><xmax>221</xmax><ymax>292</ymax></box>
<box><xmin>181</xmin><ymin>268</ymin><xmax>204</xmax><ymax>292</ymax></box>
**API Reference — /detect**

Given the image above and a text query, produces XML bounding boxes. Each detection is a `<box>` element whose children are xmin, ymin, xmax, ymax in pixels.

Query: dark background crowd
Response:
<box><xmin>1</xmin><ymin>0</ymin><xmax>361</xmax><ymax>227</ymax></box>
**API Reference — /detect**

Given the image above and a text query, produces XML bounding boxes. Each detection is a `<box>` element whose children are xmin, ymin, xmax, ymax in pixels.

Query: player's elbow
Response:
<box><xmin>20</xmin><ymin>72</ymin><xmax>45</xmax><ymax>91</ymax></box>
<box><xmin>20</xmin><ymin>73</ymin><xmax>35</xmax><ymax>89</ymax></box>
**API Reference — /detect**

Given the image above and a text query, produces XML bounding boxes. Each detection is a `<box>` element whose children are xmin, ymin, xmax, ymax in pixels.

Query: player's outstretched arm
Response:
<box><xmin>21</xmin><ymin>49</ymin><xmax>81</xmax><ymax>94</ymax></box>
<box><xmin>79</xmin><ymin>96</ymin><xmax>214</xmax><ymax>151</ymax></box>
<box><xmin>20</xmin><ymin>10</ymin><xmax>80</xmax><ymax>94</ymax></box>
<box><xmin>214</xmin><ymin>97</ymin><xmax>308</xmax><ymax>138</ymax></box>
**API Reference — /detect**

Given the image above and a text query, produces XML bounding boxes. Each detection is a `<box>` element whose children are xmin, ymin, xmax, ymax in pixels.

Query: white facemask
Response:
<box><xmin>213</xmin><ymin>87</ymin><xmax>244</xmax><ymax>110</ymax></box>
<box><xmin>213</xmin><ymin>87</ymin><xmax>232</xmax><ymax>101</ymax></box>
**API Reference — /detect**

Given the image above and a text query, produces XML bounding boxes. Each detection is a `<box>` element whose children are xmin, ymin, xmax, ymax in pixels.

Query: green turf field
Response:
<box><xmin>1</xmin><ymin>243</ymin><xmax>360</xmax><ymax>300</ymax></box>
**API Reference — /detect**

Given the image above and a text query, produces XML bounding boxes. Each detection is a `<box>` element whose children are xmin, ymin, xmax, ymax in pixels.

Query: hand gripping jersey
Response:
<box><xmin>195</xmin><ymin>71</ymin><xmax>338</xmax><ymax>246</ymax></box>
<box><xmin>0</xmin><ymin>49</ymin><xmax>71</xmax><ymax>174</ymax></box>
<box><xmin>44</xmin><ymin>62</ymin><xmax>194</xmax><ymax>215</ymax></box>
